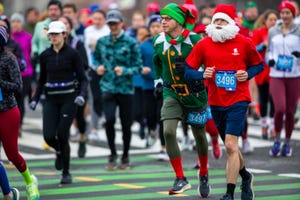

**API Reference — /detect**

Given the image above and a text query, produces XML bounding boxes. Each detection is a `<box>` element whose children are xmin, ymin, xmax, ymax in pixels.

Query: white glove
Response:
<box><xmin>154</xmin><ymin>78</ymin><xmax>163</xmax><ymax>88</ymax></box>
<box><xmin>29</xmin><ymin>101</ymin><xmax>37</xmax><ymax>110</ymax></box>
<box><xmin>74</xmin><ymin>96</ymin><xmax>85</xmax><ymax>106</ymax></box>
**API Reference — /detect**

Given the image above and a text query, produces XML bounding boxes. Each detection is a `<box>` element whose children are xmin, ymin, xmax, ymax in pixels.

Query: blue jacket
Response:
<box><xmin>140</xmin><ymin>38</ymin><xmax>155</xmax><ymax>90</ymax></box>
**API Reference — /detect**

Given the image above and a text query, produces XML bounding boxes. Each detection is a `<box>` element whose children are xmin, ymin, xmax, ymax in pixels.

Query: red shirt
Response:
<box><xmin>252</xmin><ymin>26</ymin><xmax>270</xmax><ymax>85</ymax></box>
<box><xmin>186</xmin><ymin>34</ymin><xmax>262</xmax><ymax>107</ymax></box>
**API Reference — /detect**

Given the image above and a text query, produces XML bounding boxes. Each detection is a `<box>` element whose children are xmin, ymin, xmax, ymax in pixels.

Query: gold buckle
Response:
<box><xmin>171</xmin><ymin>84</ymin><xmax>189</xmax><ymax>96</ymax></box>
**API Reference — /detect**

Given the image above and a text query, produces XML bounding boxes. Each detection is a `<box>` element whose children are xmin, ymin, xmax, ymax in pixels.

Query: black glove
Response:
<box><xmin>31</xmin><ymin>53</ymin><xmax>39</xmax><ymax>67</ymax></box>
<box><xmin>188</xmin><ymin>80</ymin><xmax>205</xmax><ymax>93</ymax></box>
<box><xmin>153</xmin><ymin>82</ymin><xmax>163</xmax><ymax>99</ymax></box>
<box><xmin>292</xmin><ymin>51</ymin><xmax>300</xmax><ymax>58</ymax></box>
<box><xmin>175</xmin><ymin>56</ymin><xmax>186</xmax><ymax>74</ymax></box>
<box><xmin>268</xmin><ymin>59</ymin><xmax>275</xmax><ymax>67</ymax></box>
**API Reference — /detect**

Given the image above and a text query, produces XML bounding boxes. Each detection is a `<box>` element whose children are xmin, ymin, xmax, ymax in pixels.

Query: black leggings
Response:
<box><xmin>143</xmin><ymin>90</ymin><xmax>165</xmax><ymax>146</ymax></box>
<box><xmin>257</xmin><ymin>82</ymin><xmax>274</xmax><ymax>118</ymax></box>
<box><xmin>43</xmin><ymin>93</ymin><xmax>77</xmax><ymax>173</ymax></box>
<box><xmin>102</xmin><ymin>92</ymin><xmax>133</xmax><ymax>158</ymax></box>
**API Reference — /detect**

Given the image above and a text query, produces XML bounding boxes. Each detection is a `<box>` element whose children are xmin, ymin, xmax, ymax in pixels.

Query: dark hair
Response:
<box><xmin>25</xmin><ymin>7</ymin><xmax>39</xmax><ymax>18</ymax></box>
<box><xmin>63</xmin><ymin>3</ymin><xmax>77</xmax><ymax>13</ymax></box>
<box><xmin>92</xmin><ymin>9</ymin><xmax>106</xmax><ymax>18</ymax></box>
<box><xmin>60</xmin><ymin>15</ymin><xmax>73</xmax><ymax>29</ymax></box>
<box><xmin>47</xmin><ymin>0</ymin><xmax>63</xmax><ymax>12</ymax></box>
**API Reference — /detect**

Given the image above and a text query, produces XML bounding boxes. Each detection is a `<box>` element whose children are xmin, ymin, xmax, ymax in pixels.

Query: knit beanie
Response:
<box><xmin>160</xmin><ymin>3</ymin><xmax>195</xmax><ymax>31</ymax></box>
<box><xmin>0</xmin><ymin>25</ymin><xmax>9</xmax><ymax>46</ymax></box>
<box><xmin>147</xmin><ymin>14</ymin><xmax>161</xmax><ymax>28</ymax></box>
<box><xmin>278</xmin><ymin>1</ymin><xmax>296</xmax><ymax>17</ymax></box>
<box><xmin>211</xmin><ymin>4</ymin><xmax>237</xmax><ymax>26</ymax></box>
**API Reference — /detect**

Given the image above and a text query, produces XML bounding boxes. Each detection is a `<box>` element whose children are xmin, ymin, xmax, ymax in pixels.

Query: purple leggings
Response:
<box><xmin>269</xmin><ymin>77</ymin><xmax>300</xmax><ymax>139</ymax></box>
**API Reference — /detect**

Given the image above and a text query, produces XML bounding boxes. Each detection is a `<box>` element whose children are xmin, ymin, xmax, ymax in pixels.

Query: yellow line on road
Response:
<box><xmin>114</xmin><ymin>183</ymin><xmax>145</xmax><ymax>189</ymax></box>
<box><xmin>75</xmin><ymin>176</ymin><xmax>102</xmax><ymax>182</ymax></box>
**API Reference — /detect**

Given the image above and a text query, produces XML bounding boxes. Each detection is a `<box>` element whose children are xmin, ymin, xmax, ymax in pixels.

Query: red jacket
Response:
<box><xmin>252</xmin><ymin>26</ymin><xmax>270</xmax><ymax>85</ymax></box>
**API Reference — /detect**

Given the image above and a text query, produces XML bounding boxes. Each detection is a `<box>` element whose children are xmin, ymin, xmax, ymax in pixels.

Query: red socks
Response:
<box><xmin>169</xmin><ymin>157</ymin><xmax>184</xmax><ymax>178</ymax></box>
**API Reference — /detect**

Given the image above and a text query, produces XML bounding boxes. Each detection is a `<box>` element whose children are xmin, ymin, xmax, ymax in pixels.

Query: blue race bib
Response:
<box><xmin>215</xmin><ymin>70</ymin><xmax>237</xmax><ymax>91</ymax></box>
<box><xmin>0</xmin><ymin>88</ymin><xmax>2</xmax><ymax>101</ymax></box>
<box><xmin>276</xmin><ymin>55</ymin><xmax>293</xmax><ymax>72</ymax></box>
<box><xmin>187</xmin><ymin>110</ymin><xmax>207</xmax><ymax>126</ymax></box>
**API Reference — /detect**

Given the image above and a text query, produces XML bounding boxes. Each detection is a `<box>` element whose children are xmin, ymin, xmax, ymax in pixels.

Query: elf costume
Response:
<box><xmin>153</xmin><ymin>3</ymin><xmax>210</xmax><ymax>197</ymax></box>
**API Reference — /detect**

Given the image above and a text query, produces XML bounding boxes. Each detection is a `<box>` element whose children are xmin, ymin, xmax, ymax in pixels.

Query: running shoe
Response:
<box><xmin>281</xmin><ymin>143</ymin><xmax>292</xmax><ymax>157</ymax></box>
<box><xmin>157</xmin><ymin>150</ymin><xmax>169</xmax><ymax>161</ymax></box>
<box><xmin>78</xmin><ymin>141</ymin><xmax>86</xmax><ymax>158</ymax></box>
<box><xmin>146</xmin><ymin>130</ymin><xmax>157</xmax><ymax>148</ymax></box>
<box><xmin>11</xmin><ymin>187</ymin><xmax>20</xmax><ymax>200</ymax></box>
<box><xmin>220</xmin><ymin>193</ymin><xmax>234</xmax><ymax>200</ymax></box>
<box><xmin>119</xmin><ymin>157</ymin><xmax>131</xmax><ymax>170</ymax></box>
<box><xmin>269</xmin><ymin>140</ymin><xmax>281</xmax><ymax>156</ymax></box>
<box><xmin>198</xmin><ymin>175</ymin><xmax>211</xmax><ymax>198</ymax></box>
<box><xmin>88</xmin><ymin>131</ymin><xmax>100</xmax><ymax>143</ymax></box>
<box><xmin>106</xmin><ymin>154</ymin><xmax>117</xmax><ymax>170</ymax></box>
<box><xmin>169</xmin><ymin>177</ymin><xmax>191</xmax><ymax>195</ymax></box>
<box><xmin>26</xmin><ymin>175</ymin><xmax>39</xmax><ymax>200</ymax></box>
<box><xmin>60</xmin><ymin>172</ymin><xmax>72</xmax><ymax>184</ymax></box>
<box><xmin>242</xmin><ymin>139</ymin><xmax>254</xmax><ymax>154</ymax></box>
<box><xmin>240</xmin><ymin>172</ymin><xmax>254</xmax><ymax>200</ymax></box>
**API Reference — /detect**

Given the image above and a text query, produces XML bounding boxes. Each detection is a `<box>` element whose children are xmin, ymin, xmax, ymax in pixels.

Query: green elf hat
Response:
<box><xmin>244</xmin><ymin>0</ymin><xmax>257</xmax><ymax>9</ymax></box>
<box><xmin>160</xmin><ymin>3</ymin><xmax>196</xmax><ymax>31</ymax></box>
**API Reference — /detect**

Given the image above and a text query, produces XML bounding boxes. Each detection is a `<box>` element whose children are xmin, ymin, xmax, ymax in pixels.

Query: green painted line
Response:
<box><xmin>254</xmin><ymin>182</ymin><xmax>300</xmax><ymax>191</ymax></box>
<box><xmin>256</xmin><ymin>194</ymin><xmax>300</xmax><ymax>200</ymax></box>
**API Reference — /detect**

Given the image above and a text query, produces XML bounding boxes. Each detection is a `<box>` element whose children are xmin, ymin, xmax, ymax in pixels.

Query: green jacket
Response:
<box><xmin>32</xmin><ymin>18</ymin><xmax>51</xmax><ymax>55</ymax></box>
<box><xmin>94</xmin><ymin>31</ymin><xmax>142</xmax><ymax>94</ymax></box>
<box><xmin>153</xmin><ymin>32</ymin><xmax>207</xmax><ymax>109</ymax></box>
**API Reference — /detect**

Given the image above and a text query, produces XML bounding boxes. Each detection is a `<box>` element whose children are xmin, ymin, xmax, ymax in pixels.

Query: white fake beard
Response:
<box><xmin>206</xmin><ymin>23</ymin><xmax>240</xmax><ymax>43</ymax></box>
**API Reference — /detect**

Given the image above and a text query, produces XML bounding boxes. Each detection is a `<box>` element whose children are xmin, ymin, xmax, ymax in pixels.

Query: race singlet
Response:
<box><xmin>215</xmin><ymin>70</ymin><xmax>237</xmax><ymax>91</ymax></box>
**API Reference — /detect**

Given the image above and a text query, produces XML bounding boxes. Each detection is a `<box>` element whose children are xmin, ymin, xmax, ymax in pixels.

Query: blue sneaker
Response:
<box><xmin>269</xmin><ymin>140</ymin><xmax>281</xmax><ymax>156</ymax></box>
<box><xmin>281</xmin><ymin>143</ymin><xmax>292</xmax><ymax>157</ymax></box>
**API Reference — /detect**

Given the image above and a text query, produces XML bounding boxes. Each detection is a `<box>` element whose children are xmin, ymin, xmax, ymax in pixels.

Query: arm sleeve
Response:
<box><xmin>32</xmin><ymin>53</ymin><xmax>46</xmax><ymax>102</ymax></box>
<box><xmin>0</xmin><ymin>56</ymin><xmax>22</xmax><ymax>92</ymax></box>
<box><xmin>184</xmin><ymin>64</ymin><xmax>204</xmax><ymax>81</ymax></box>
<box><xmin>247</xmin><ymin>62</ymin><xmax>264</xmax><ymax>80</ymax></box>
<box><xmin>73</xmin><ymin>51</ymin><xmax>88</xmax><ymax>98</ymax></box>
<box><xmin>76</xmin><ymin>41</ymin><xmax>89</xmax><ymax>70</ymax></box>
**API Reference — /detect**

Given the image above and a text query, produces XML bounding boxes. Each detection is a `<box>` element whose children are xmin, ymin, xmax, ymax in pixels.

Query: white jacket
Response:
<box><xmin>266</xmin><ymin>22</ymin><xmax>300</xmax><ymax>78</ymax></box>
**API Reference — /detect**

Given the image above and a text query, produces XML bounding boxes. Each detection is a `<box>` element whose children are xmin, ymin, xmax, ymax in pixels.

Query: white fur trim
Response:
<box><xmin>212</xmin><ymin>12</ymin><xmax>235</xmax><ymax>25</ymax></box>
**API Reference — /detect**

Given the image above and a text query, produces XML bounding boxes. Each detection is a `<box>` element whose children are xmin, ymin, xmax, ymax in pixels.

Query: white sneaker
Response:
<box><xmin>157</xmin><ymin>150</ymin><xmax>169</xmax><ymax>161</ymax></box>
<box><xmin>89</xmin><ymin>131</ymin><xmax>100</xmax><ymax>143</ymax></box>
<box><xmin>242</xmin><ymin>139</ymin><xmax>254</xmax><ymax>154</ymax></box>
<box><xmin>69</xmin><ymin>133</ymin><xmax>80</xmax><ymax>143</ymax></box>
<box><xmin>146</xmin><ymin>130</ymin><xmax>157</xmax><ymax>148</ymax></box>
<box><xmin>181</xmin><ymin>135</ymin><xmax>190</xmax><ymax>151</ymax></box>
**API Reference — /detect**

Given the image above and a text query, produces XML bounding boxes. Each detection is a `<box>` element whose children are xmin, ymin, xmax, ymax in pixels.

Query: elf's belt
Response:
<box><xmin>163</xmin><ymin>83</ymin><xmax>189</xmax><ymax>96</ymax></box>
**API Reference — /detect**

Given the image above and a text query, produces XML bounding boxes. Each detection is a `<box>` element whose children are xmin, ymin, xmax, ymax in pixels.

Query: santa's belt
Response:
<box><xmin>163</xmin><ymin>83</ymin><xmax>189</xmax><ymax>96</ymax></box>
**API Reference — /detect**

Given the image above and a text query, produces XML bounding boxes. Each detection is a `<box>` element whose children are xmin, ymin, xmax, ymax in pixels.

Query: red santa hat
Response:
<box><xmin>211</xmin><ymin>4</ymin><xmax>237</xmax><ymax>25</ymax></box>
<box><xmin>278</xmin><ymin>1</ymin><xmax>296</xmax><ymax>17</ymax></box>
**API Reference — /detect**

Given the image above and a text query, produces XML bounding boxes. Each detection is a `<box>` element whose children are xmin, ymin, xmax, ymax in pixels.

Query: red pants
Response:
<box><xmin>0</xmin><ymin>107</ymin><xmax>27</xmax><ymax>172</ymax></box>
